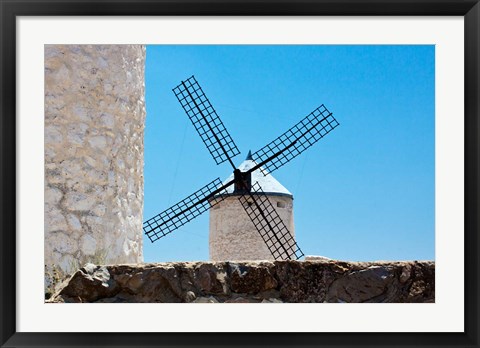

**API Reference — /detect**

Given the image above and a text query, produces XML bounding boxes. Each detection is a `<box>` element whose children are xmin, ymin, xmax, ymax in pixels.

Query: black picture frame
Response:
<box><xmin>1</xmin><ymin>1</ymin><xmax>478</xmax><ymax>347</ymax></box>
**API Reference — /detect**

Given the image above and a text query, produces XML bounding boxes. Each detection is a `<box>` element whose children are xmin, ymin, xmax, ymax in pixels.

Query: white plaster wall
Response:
<box><xmin>209</xmin><ymin>195</ymin><xmax>295</xmax><ymax>261</ymax></box>
<box><xmin>44</xmin><ymin>45</ymin><xmax>145</xmax><ymax>274</ymax></box>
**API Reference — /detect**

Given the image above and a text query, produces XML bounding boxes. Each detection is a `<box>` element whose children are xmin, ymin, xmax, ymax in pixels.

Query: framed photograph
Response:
<box><xmin>1</xmin><ymin>1</ymin><xmax>478</xmax><ymax>347</ymax></box>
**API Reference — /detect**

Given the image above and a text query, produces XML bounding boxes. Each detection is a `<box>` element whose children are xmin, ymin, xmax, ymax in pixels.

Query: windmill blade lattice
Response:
<box><xmin>238</xmin><ymin>183</ymin><xmax>304</xmax><ymax>260</ymax></box>
<box><xmin>143</xmin><ymin>178</ymin><xmax>230</xmax><ymax>242</ymax></box>
<box><xmin>251</xmin><ymin>104</ymin><xmax>339</xmax><ymax>175</ymax></box>
<box><xmin>173</xmin><ymin>75</ymin><xmax>240</xmax><ymax>167</ymax></box>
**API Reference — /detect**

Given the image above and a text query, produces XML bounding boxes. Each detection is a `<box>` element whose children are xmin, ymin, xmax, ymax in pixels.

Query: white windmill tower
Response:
<box><xmin>209</xmin><ymin>151</ymin><xmax>295</xmax><ymax>261</ymax></box>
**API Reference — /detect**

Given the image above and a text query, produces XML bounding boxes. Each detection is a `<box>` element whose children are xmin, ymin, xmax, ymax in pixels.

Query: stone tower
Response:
<box><xmin>44</xmin><ymin>45</ymin><xmax>146</xmax><ymax>275</ymax></box>
<box><xmin>209</xmin><ymin>152</ymin><xmax>295</xmax><ymax>261</ymax></box>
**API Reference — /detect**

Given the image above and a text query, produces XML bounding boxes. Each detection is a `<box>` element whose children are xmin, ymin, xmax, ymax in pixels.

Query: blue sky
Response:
<box><xmin>143</xmin><ymin>45</ymin><xmax>435</xmax><ymax>263</ymax></box>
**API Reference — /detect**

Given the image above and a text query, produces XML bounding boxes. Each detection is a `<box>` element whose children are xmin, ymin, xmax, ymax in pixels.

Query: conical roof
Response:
<box><xmin>221</xmin><ymin>151</ymin><xmax>293</xmax><ymax>198</ymax></box>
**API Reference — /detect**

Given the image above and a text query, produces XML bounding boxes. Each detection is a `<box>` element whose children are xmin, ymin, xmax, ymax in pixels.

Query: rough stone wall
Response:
<box><xmin>209</xmin><ymin>195</ymin><xmax>295</xmax><ymax>261</ymax></box>
<box><xmin>44</xmin><ymin>45</ymin><xmax>145</xmax><ymax>274</ymax></box>
<box><xmin>49</xmin><ymin>260</ymin><xmax>435</xmax><ymax>303</ymax></box>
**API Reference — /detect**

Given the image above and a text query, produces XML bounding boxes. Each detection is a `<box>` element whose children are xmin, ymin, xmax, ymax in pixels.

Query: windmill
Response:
<box><xmin>143</xmin><ymin>76</ymin><xmax>339</xmax><ymax>260</ymax></box>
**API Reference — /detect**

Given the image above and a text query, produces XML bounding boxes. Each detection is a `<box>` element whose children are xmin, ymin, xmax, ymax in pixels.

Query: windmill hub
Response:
<box><xmin>233</xmin><ymin>169</ymin><xmax>252</xmax><ymax>194</ymax></box>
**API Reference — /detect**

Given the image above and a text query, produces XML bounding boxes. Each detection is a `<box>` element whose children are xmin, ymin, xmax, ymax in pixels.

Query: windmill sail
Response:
<box><xmin>238</xmin><ymin>183</ymin><xmax>304</xmax><ymax>260</ymax></box>
<box><xmin>143</xmin><ymin>178</ymin><xmax>232</xmax><ymax>242</ymax></box>
<box><xmin>250</xmin><ymin>104</ymin><xmax>339</xmax><ymax>175</ymax></box>
<box><xmin>173</xmin><ymin>75</ymin><xmax>240</xmax><ymax>168</ymax></box>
